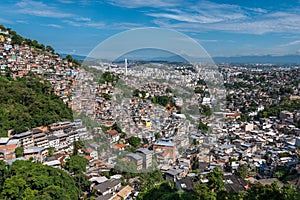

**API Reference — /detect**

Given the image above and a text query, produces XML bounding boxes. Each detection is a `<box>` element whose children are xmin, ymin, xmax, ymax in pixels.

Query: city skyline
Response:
<box><xmin>1</xmin><ymin>0</ymin><xmax>300</xmax><ymax>57</ymax></box>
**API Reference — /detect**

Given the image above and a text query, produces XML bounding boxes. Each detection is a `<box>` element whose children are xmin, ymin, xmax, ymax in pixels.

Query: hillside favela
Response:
<box><xmin>0</xmin><ymin>1</ymin><xmax>300</xmax><ymax>200</ymax></box>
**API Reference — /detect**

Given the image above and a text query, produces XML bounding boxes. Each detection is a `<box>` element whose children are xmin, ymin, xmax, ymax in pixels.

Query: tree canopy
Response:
<box><xmin>0</xmin><ymin>160</ymin><xmax>78</xmax><ymax>200</ymax></box>
<box><xmin>127</xmin><ymin>136</ymin><xmax>141</xmax><ymax>148</ymax></box>
<box><xmin>64</xmin><ymin>155</ymin><xmax>88</xmax><ymax>174</ymax></box>
<box><xmin>0</xmin><ymin>74</ymin><xmax>73</xmax><ymax>136</ymax></box>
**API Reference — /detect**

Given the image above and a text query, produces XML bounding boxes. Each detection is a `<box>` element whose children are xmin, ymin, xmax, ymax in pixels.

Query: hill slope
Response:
<box><xmin>0</xmin><ymin>72</ymin><xmax>73</xmax><ymax>136</ymax></box>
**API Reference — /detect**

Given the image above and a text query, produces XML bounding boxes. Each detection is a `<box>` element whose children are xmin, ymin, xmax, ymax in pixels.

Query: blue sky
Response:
<box><xmin>1</xmin><ymin>0</ymin><xmax>300</xmax><ymax>57</ymax></box>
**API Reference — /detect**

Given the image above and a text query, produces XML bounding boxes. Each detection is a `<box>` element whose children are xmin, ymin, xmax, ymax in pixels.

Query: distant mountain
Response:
<box><xmin>213</xmin><ymin>54</ymin><xmax>300</xmax><ymax>64</ymax></box>
<box><xmin>114</xmin><ymin>55</ymin><xmax>189</xmax><ymax>63</ymax></box>
<box><xmin>63</xmin><ymin>52</ymin><xmax>300</xmax><ymax>65</ymax></box>
<box><xmin>114</xmin><ymin>48</ymin><xmax>189</xmax><ymax>63</ymax></box>
<box><xmin>61</xmin><ymin>54</ymin><xmax>86</xmax><ymax>61</ymax></box>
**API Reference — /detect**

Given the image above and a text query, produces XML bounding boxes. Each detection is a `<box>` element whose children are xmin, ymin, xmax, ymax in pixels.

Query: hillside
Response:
<box><xmin>0</xmin><ymin>25</ymin><xmax>75</xmax><ymax>136</ymax></box>
<box><xmin>0</xmin><ymin>160</ymin><xmax>78</xmax><ymax>199</ymax></box>
<box><xmin>0</xmin><ymin>73</ymin><xmax>73</xmax><ymax>136</ymax></box>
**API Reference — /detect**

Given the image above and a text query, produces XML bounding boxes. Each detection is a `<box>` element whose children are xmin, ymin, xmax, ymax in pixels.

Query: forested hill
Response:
<box><xmin>0</xmin><ymin>73</ymin><xmax>73</xmax><ymax>136</ymax></box>
<box><xmin>0</xmin><ymin>160</ymin><xmax>78</xmax><ymax>199</ymax></box>
<box><xmin>0</xmin><ymin>24</ymin><xmax>76</xmax><ymax>136</ymax></box>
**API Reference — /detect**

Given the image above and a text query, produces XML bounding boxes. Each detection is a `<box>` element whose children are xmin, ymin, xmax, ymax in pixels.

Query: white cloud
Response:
<box><xmin>63</xmin><ymin>20</ymin><xmax>105</xmax><ymax>28</ymax></box>
<box><xmin>63</xmin><ymin>20</ymin><xmax>81</xmax><ymax>27</ymax></box>
<box><xmin>148</xmin><ymin>1</ymin><xmax>300</xmax><ymax>35</ymax></box>
<box><xmin>107</xmin><ymin>0</ymin><xmax>179</xmax><ymax>8</ymax></box>
<box><xmin>108</xmin><ymin>22</ymin><xmax>144</xmax><ymax>30</ymax></box>
<box><xmin>45</xmin><ymin>24</ymin><xmax>63</xmax><ymax>28</ymax></box>
<box><xmin>16</xmin><ymin>0</ymin><xmax>74</xmax><ymax>18</ymax></box>
<box><xmin>199</xmin><ymin>39</ymin><xmax>218</xmax><ymax>43</ymax></box>
<box><xmin>147</xmin><ymin>1</ymin><xmax>247</xmax><ymax>26</ymax></box>
<box><xmin>244</xmin><ymin>7</ymin><xmax>268</xmax><ymax>13</ymax></box>
<box><xmin>106</xmin><ymin>0</ymin><xmax>300</xmax><ymax>35</ymax></box>
<box><xmin>58</xmin><ymin>0</ymin><xmax>74</xmax><ymax>4</ymax></box>
<box><xmin>75</xmin><ymin>17</ymin><xmax>91</xmax><ymax>22</ymax></box>
<box><xmin>280</xmin><ymin>40</ymin><xmax>300</xmax><ymax>47</ymax></box>
<box><xmin>148</xmin><ymin>13</ymin><xmax>222</xmax><ymax>23</ymax></box>
<box><xmin>63</xmin><ymin>19</ymin><xmax>143</xmax><ymax>30</ymax></box>
<box><xmin>86</xmin><ymin>22</ymin><xmax>105</xmax><ymax>28</ymax></box>
<box><xmin>16</xmin><ymin>20</ymin><xmax>28</xmax><ymax>24</ymax></box>
<box><xmin>0</xmin><ymin>17</ymin><xmax>13</xmax><ymax>24</ymax></box>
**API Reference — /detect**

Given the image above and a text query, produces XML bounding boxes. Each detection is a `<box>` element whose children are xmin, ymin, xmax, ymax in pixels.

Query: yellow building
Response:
<box><xmin>0</xmin><ymin>35</ymin><xmax>5</xmax><ymax>43</ymax></box>
<box><xmin>141</xmin><ymin>118</ymin><xmax>151</xmax><ymax>129</ymax></box>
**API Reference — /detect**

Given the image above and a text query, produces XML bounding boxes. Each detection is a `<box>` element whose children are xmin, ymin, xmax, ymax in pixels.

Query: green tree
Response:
<box><xmin>112</xmin><ymin>123</ymin><xmax>122</xmax><ymax>133</ymax></box>
<box><xmin>45</xmin><ymin>45</ymin><xmax>54</xmax><ymax>53</ymax></box>
<box><xmin>47</xmin><ymin>147</ymin><xmax>54</xmax><ymax>157</ymax></box>
<box><xmin>15</xmin><ymin>147</ymin><xmax>24</xmax><ymax>158</ymax></box>
<box><xmin>102</xmin><ymin>93</ymin><xmax>111</xmax><ymax>100</ymax></box>
<box><xmin>0</xmin><ymin>74</ymin><xmax>73</xmax><ymax>136</ymax></box>
<box><xmin>66</xmin><ymin>55</ymin><xmax>73</xmax><ymax>62</ymax></box>
<box><xmin>23</xmin><ymin>188</ymin><xmax>38</xmax><ymax>200</ymax></box>
<box><xmin>0</xmin><ymin>160</ymin><xmax>7</xmax><ymax>187</ymax></box>
<box><xmin>65</xmin><ymin>155</ymin><xmax>88</xmax><ymax>174</ymax></box>
<box><xmin>280</xmin><ymin>184</ymin><xmax>300</xmax><ymax>200</ymax></box>
<box><xmin>1</xmin><ymin>160</ymin><xmax>79</xmax><ymax>199</ymax></box>
<box><xmin>198</xmin><ymin>121</ymin><xmax>209</xmax><ymax>132</ymax></box>
<box><xmin>194</xmin><ymin>183</ymin><xmax>216</xmax><ymax>200</ymax></box>
<box><xmin>39</xmin><ymin>185</ymin><xmax>72</xmax><ymax>200</ymax></box>
<box><xmin>73</xmin><ymin>173</ymin><xmax>91</xmax><ymax>194</ymax></box>
<box><xmin>244</xmin><ymin>182</ymin><xmax>281</xmax><ymax>200</ymax></box>
<box><xmin>206</xmin><ymin>167</ymin><xmax>225</xmax><ymax>192</ymax></box>
<box><xmin>236</xmin><ymin>164</ymin><xmax>249</xmax><ymax>179</ymax></box>
<box><xmin>200</xmin><ymin>105</ymin><xmax>212</xmax><ymax>117</ymax></box>
<box><xmin>137</xmin><ymin>181</ymin><xmax>194</xmax><ymax>200</ymax></box>
<box><xmin>128</xmin><ymin>136</ymin><xmax>141</xmax><ymax>148</ymax></box>
<box><xmin>139</xmin><ymin>170</ymin><xmax>164</xmax><ymax>191</ymax></box>
<box><xmin>73</xmin><ymin>140</ymin><xmax>85</xmax><ymax>156</ymax></box>
<box><xmin>1</xmin><ymin>176</ymin><xmax>26</xmax><ymax>199</ymax></box>
<box><xmin>9</xmin><ymin>30</ymin><xmax>24</xmax><ymax>45</ymax></box>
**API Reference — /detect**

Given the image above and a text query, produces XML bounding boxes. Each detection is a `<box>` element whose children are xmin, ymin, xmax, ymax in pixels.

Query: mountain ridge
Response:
<box><xmin>66</xmin><ymin>53</ymin><xmax>300</xmax><ymax>65</ymax></box>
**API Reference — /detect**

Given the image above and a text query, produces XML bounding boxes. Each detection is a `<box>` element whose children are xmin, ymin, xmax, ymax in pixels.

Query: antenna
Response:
<box><xmin>125</xmin><ymin>58</ymin><xmax>128</xmax><ymax>76</ymax></box>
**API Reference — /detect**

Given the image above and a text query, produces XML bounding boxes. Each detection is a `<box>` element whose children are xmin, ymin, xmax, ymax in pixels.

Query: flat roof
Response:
<box><xmin>0</xmin><ymin>137</ymin><xmax>9</xmax><ymax>144</ymax></box>
<box><xmin>53</xmin><ymin>133</ymin><xmax>68</xmax><ymax>138</ymax></box>
<box><xmin>24</xmin><ymin>146</ymin><xmax>45</xmax><ymax>154</ymax></box>
<box><xmin>154</xmin><ymin>141</ymin><xmax>176</xmax><ymax>147</ymax></box>
<box><xmin>136</xmin><ymin>148</ymin><xmax>152</xmax><ymax>155</ymax></box>
<box><xmin>127</xmin><ymin>153</ymin><xmax>142</xmax><ymax>161</ymax></box>
<box><xmin>6</xmin><ymin>139</ymin><xmax>19</xmax><ymax>145</ymax></box>
<box><xmin>43</xmin><ymin>160</ymin><xmax>61</xmax><ymax>166</ymax></box>
<box><xmin>13</xmin><ymin>131</ymin><xmax>32</xmax><ymax>138</ymax></box>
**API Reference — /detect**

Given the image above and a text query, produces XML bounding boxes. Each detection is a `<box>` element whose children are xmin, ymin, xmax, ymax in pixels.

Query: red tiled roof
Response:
<box><xmin>112</xmin><ymin>144</ymin><xmax>126</xmax><ymax>149</ymax></box>
<box><xmin>226</xmin><ymin>113</ymin><xmax>241</xmax><ymax>117</ymax></box>
<box><xmin>107</xmin><ymin>129</ymin><xmax>119</xmax><ymax>136</ymax></box>
<box><xmin>84</xmin><ymin>156</ymin><xmax>93</xmax><ymax>161</ymax></box>
<box><xmin>85</xmin><ymin>148</ymin><xmax>93</xmax><ymax>153</ymax></box>
<box><xmin>0</xmin><ymin>144</ymin><xmax>17</xmax><ymax>151</ymax></box>
<box><xmin>161</xmin><ymin>151</ymin><xmax>168</xmax><ymax>157</ymax></box>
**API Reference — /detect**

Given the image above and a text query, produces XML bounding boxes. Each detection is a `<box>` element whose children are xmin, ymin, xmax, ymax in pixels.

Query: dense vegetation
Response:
<box><xmin>151</xmin><ymin>95</ymin><xmax>175</xmax><ymax>107</ymax></box>
<box><xmin>198</xmin><ymin>120</ymin><xmax>209</xmax><ymax>132</ymax></box>
<box><xmin>0</xmin><ymin>160</ymin><xmax>78</xmax><ymax>200</ymax></box>
<box><xmin>98</xmin><ymin>71</ymin><xmax>119</xmax><ymax>85</ymax></box>
<box><xmin>258</xmin><ymin>100</ymin><xmax>300</xmax><ymax>118</ymax></box>
<box><xmin>0</xmin><ymin>73</ymin><xmax>73</xmax><ymax>136</ymax></box>
<box><xmin>137</xmin><ymin>167</ymin><xmax>300</xmax><ymax>200</ymax></box>
<box><xmin>133</xmin><ymin>89</ymin><xmax>147</xmax><ymax>99</ymax></box>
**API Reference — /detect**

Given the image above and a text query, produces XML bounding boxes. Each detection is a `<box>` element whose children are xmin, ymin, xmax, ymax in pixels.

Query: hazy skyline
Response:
<box><xmin>1</xmin><ymin>0</ymin><xmax>300</xmax><ymax>57</ymax></box>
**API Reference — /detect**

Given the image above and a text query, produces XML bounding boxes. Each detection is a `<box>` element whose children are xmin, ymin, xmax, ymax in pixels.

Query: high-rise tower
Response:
<box><xmin>125</xmin><ymin>58</ymin><xmax>128</xmax><ymax>76</ymax></box>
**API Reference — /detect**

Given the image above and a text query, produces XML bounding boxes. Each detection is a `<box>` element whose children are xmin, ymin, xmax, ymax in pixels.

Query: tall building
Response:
<box><xmin>125</xmin><ymin>58</ymin><xmax>128</xmax><ymax>76</ymax></box>
<box><xmin>136</xmin><ymin>148</ymin><xmax>153</xmax><ymax>169</ymax></box>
